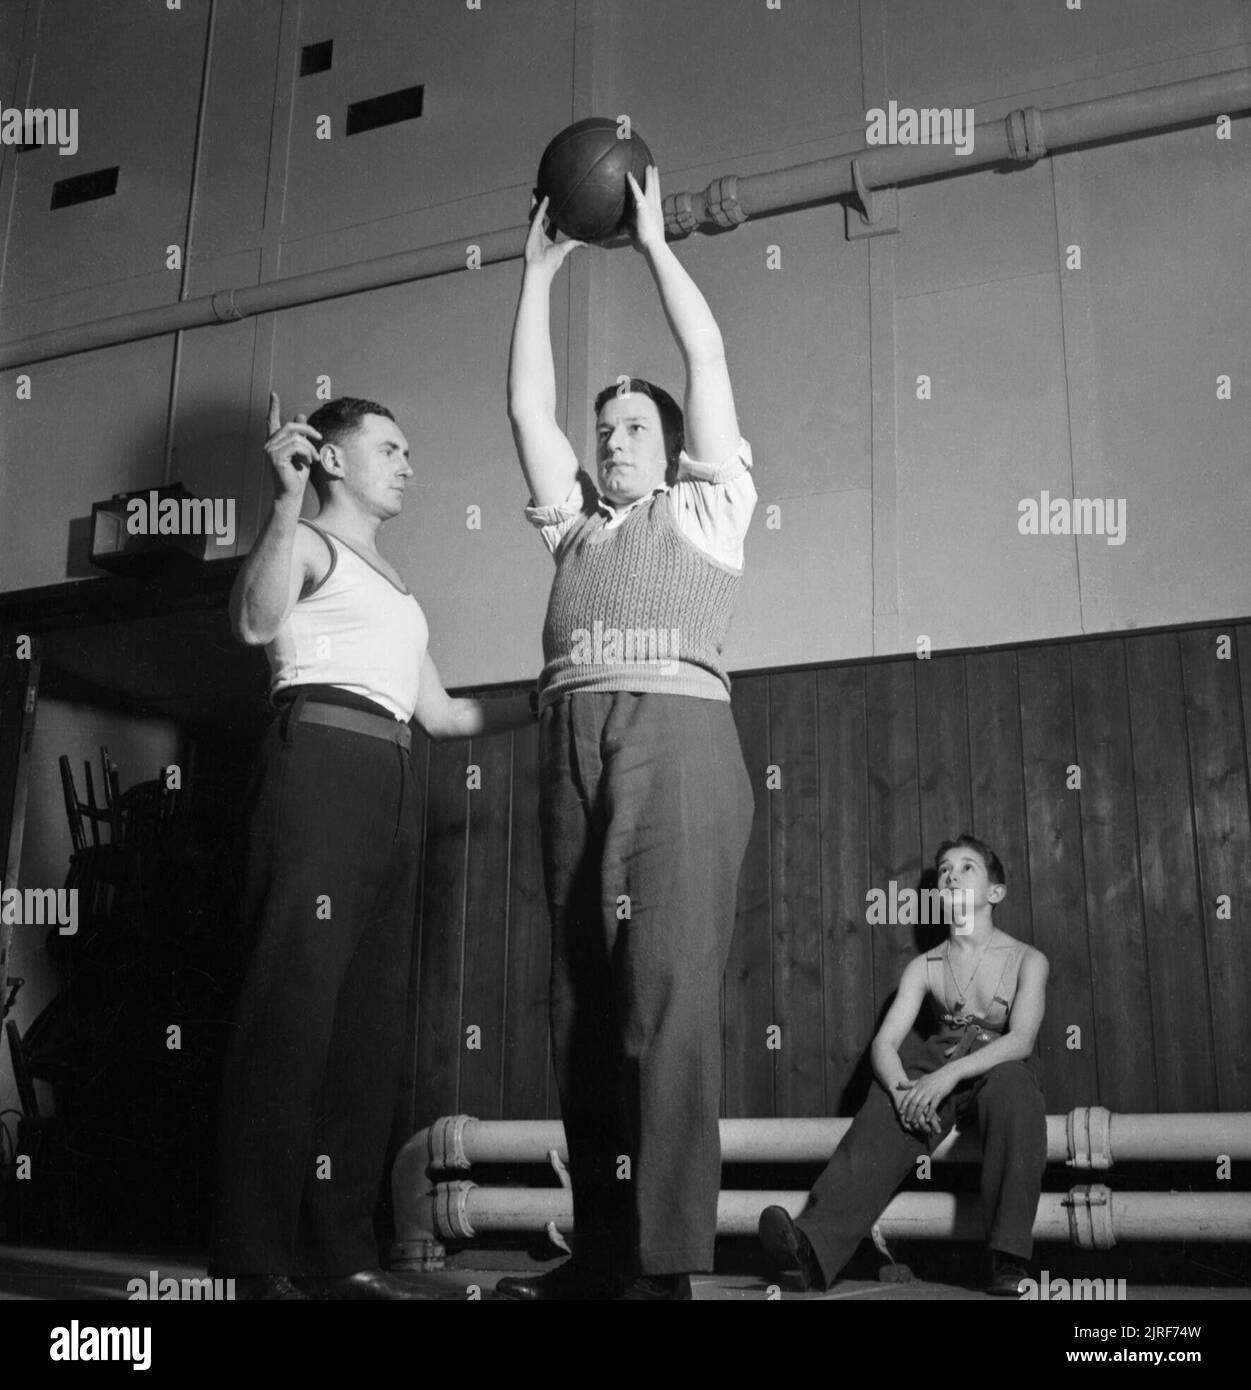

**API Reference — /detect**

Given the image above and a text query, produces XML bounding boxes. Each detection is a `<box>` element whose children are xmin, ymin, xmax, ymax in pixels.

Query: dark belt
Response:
<box><xmin>294</xmin><ymin>699</ymin><xmax>413</xmax><ymax>751</ymax></box>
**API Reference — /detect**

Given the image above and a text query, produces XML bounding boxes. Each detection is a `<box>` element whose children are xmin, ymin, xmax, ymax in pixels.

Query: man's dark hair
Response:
<box><xmin>934</xmin><ymin>832</ymin><xmax>1006</xmax><ymax>887</ymax></box>
<box><xmin>593</xmin><ymin>377</ymin><xmax>685</xmax><ymax>477</ymax></box>
<box><xmin>305</xmin><ymin>397</ymin><xmax>396</xmax><ymax>495</ymax></box>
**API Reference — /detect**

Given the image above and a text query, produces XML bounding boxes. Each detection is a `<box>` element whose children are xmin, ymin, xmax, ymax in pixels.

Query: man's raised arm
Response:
<box><xmin>627</xmin><ymin>168</ymin><xmax>741</xmax><ymax>465</ymax></box>
<box><xmin>506</xmin><ymin>198</ymin><xmax>584</xmax><ymax>508</ymax></box>
<box><xmin>230</xmin><ymin>392</ymin><xmax>322</xmax><ymax>646</ymax></box>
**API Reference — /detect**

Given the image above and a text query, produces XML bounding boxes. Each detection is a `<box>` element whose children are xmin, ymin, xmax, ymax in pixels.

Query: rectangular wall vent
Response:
<box><xmin>300</xmin><ymin>40</ymin><xmax>333</xmax><ymax>75</ymax></box>
<box><xmin>346</xmin><ymin>84</ymin><xmax>423</xmax><ymax>136</ymax></box>
<box><xmin>50</xmin><ymin>165</ymin><xmax>119</xmax><ymax>210</ymax></box>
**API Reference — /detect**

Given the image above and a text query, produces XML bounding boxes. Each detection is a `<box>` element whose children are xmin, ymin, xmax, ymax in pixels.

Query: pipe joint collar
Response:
<box><xmin>1068</xmin><ymin>1105</ymin><xmax>1113</xmax><ymax>1170</ymax></box>
<box><xmin>1006</xmin><ymin>106</ymin><xmax>1047</xmax><ymax>163</ymax></box>
<box><xmin>210</xmin><ymin>289</ymin><xmax>244</xmax><ymax>323</ymax></box>
<box><xmin>430</xmin><ymin>1114</ymin><xmax>473</xmax><ymax>1172</ymax></box>
<box><xmin>436</xmin><ymin>1180</ymin><xmax>478</xmax><ymax>1240</ymax></box>
<box><xmin>664</xmin><ymin>191</ymin><xmax>699</xmax><ymax>239</ymax></box>
<box><xmin>705</xmin><ymin>175</ymin><xmax>748</xmax><ymax>229</ymax></box>
<box><xmin>1065</xmin><ymin>1183</ymin><xmax>1115</xmax><ymax>1250</ymax></box>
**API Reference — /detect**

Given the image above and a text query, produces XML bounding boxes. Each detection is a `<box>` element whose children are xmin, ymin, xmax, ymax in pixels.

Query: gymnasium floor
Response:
<box><xmin>0</xmin><ymin>1245</ymin><xmax>1245</xmax><ymax>1301</ymax></box>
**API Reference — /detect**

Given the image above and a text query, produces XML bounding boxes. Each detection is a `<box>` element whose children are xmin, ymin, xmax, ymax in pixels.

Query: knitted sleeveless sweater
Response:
<box><xmin>539</xmin><ymin>489</ymin><xmax>741</xmax><ymax>708</ymax></box>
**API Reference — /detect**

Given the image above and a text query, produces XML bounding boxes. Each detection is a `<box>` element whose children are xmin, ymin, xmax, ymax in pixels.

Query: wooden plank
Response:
<box><xmin>1180</xmin><ymin>628</ymin><xmax>1251</xmax><ymax>1109</ymax></box>
<box><xmin>411</xmin><ymin>737</ymin><xmax>470</xmax><ymax>1128</ymax></box>
<box><xmin>456</xmin><ymin>730</ymin><xmax>514</xmax><ymax>1119</ymax></box>
<box><xmin>768</xmin><ymin>671</ymin><xmax>824</xmax><ymax>1117</ymax></box>
<box><xmin>864</xmin><ymin>661</ymin><xmax>921</xmax><ymax>1017</ymax></box>
<box><xmin>915</xmin><ymin>652</ymin><xmax>972</xmax><ymax>907</ymax></box>
<box><xmin>1070</xmin><ymin>638</ymin><xmax>1156</xmax><ymax>1112</ymax></box>
<box><xmin>964</xmin><ymin>649</ymin><xmax>1032</xmax><ymax>944</ymax></box>
<box><xmin>1126</xmin><ymin>634</ymin><xmax>1217</xmax><ymax>1112</ymax></box>
<box><xmin>817</xmin><ymin>666</ymin><xmax>875</xmax><ymax>1115</ymax></box>
<box><xmin>724</xmin><ymin>673</ymin><xmax>772</xmax><ymax>1118</ymax></box>
<box><xmin>502</xmin><ymin>719</ymin><xmax>552</xmax><ymax>1121</ymax></box>
<box><xmin>1017</xmin><ymin>645</ymin><xmax>1097</xmax><ymax>1111</ymax></box>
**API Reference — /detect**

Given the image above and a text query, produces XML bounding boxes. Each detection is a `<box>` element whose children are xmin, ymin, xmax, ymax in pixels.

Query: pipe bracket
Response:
<box><xmin>1068</xmin><ymin>1105</ymin><xmax>1113</xmax><ymax>1170</ymax></box>
<box><xmin>1065</xmin><ymin>1183</ymin><xmax>1116</xmax><ymax>1250</ymax></box>
<box><xmin>664</xmin><ymin>190</ymin><xmax>699</xmax><ymax>239</ymax></box>
<box><xmin>210</xmin><ymin>288</ymin><xmax>244</xmax><ymax>323</ymax></box>
<box><xmin>1005</xmin><ymin>105</ymin><xmax>1047</xmax><ymax>163</ymax></box>
<box><xmin>847</xmin><ymin>159</ymin><xmax>901</xmax><ymax>239</ymax></box>
<box><xmin>705</xmin><ymin>175</ymin><xmax>748</xmax><ymax>229</ymax></box>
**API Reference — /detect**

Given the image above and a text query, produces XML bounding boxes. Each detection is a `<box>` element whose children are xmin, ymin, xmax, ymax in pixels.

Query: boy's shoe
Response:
<box><xmin>494</xmin><ymin>1261</ymin><xmax>624</xmax><ymax>1300</ymax></box>
<box><xmin>986</xmin><ymin>1251</ymin><xmax>1031</xmax><ymax>1297</ymax></box>
<box><xmin>617</xmin><ymin>1274</ymin><xmax>692</xmax><ymax>1300</ymax></box>
<box><xmin>758</xmin><ymin>1205</ymin><xmax>822</xmax><ymax>1292</ymax></box>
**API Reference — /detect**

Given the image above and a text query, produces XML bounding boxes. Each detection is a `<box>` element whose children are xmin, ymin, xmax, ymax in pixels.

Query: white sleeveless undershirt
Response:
<box><xmin>266</xmin><ymin>521</ymin><xmax>428</xmax><ymax>722</ymax></box>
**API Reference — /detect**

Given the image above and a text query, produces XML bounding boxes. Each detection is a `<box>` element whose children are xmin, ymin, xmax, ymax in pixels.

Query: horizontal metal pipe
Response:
<box><xmin>0</xmin><ymin>225</ymin><xmax>528</xmax><ymax>371</ymax></box>
<box><xmin>720</xmin><ymin>66</ymin><xmax>1251</xmax><ymax>227</ymax></box>
<box><xmin>399</xmin><ymin>1110</ymin><xmax>1251</xmax><ymax>1172</ymax></box>
<box><xmin>429</xmin><ymin>1183</ymin><xmax>1251</xmax><ymax>1244</ymax></box>
<box><xmin>389</xmin><ymin>1110</ymin><xmax>1251</xmax><ymax>1265</ymax></box>
<box><xmin>2</xmin><ymin>67</ymin><xmax>1246</xmax><ymax>371</ymax></box>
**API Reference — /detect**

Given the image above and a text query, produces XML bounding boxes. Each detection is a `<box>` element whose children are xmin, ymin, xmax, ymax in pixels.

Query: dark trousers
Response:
<box><xmin>796</xmin><ymin>1033</ymin><xmax>1046</xmax><ymax>1287</ymax></box>
<box><xmin>208</xmin><ymin>710</ymin><xmax>421</xmax><ymax>1277</ymax></box>
<box><xmin>540</xmin><ymin>692</ymin><xmax>754</xmax><ymax>1276</ymax></box>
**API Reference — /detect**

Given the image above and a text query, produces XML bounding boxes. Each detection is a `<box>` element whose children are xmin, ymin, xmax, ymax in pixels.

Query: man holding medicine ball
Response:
<box><xmin>498</xmin><ymin>164</ymin><xmax>756</xmax><ymax>1301</ymax></box>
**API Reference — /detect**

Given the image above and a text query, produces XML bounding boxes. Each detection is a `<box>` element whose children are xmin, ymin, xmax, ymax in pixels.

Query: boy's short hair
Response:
<box><xmin>305</xmin><ymin>397</ymin><xmax>396</xmax><ymax>495</ymax></box>
<box><xmin>593</xmin><ymin>377</ymin><xmax>685</xmax><ymax>467</ymax></box>
<box><xmin>934</xmin><ymin>833</ymin><xmax>1006</xmax><ymax>887</ymax></box>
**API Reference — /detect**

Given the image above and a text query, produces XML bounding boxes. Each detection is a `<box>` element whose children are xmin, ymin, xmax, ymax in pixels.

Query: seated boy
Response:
<box><xmin>759</xmin><ymin>834</ymin><xmax>1049</xmax><ymax>1297</ymax></box>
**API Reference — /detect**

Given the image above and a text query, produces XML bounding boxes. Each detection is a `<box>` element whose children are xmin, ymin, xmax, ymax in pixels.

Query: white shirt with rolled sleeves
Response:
<box><xmin>524</xmin><ymin>438</ymin><xmax>756</xmax><ymax>567</ymax></box>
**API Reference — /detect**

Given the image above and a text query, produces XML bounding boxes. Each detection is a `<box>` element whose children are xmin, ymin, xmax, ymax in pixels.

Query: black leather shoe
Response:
<box><xmin>234</xmin><ymin>1275</ymin><xmax>310</xmax><ymax>1301</ymax></box>
<box><xmin>986</xmin><ymin>1252</ymin><xmax>1031</xmax><ymax>1298</ymax></box>
<box><xmin>758</xmin><ymin>1205</ymin><xmax>822</xmax><ymax>1292</ymax></box>
<box><xmin>494</xmin><ymin>1262</ymin><xmax>623</xmax><ymax>1301</ymax></box>
<box><xmin>309</xmin><ymin>1268</ymin><xmax>445</xmax><ymax>1301</ymax></box>
<box><xmin>617</xmin><ymin>1274</ymin><xmax>692</xmax><ymax>1301</ymax></box>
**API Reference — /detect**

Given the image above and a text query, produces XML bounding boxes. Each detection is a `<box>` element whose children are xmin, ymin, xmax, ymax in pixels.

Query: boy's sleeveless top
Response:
<box><xmin>266</xmin><ymin>520</ymin><xmax>428</xmax><ymax>722</ymax></box>
<box><xmin>925</xmin><ymin>938</ymin><xmax>1029</xmax><ymax>1061</ymax></box>
<box><xmin>539</xmin><ymin>490</ymin><xmax>742</xmax><ymax>708</ymax></box>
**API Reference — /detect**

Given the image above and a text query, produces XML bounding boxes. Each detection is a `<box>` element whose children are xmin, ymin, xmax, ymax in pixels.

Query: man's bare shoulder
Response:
<box><xmin>293</xmin><ymin>518</ymin><xmax>334</xmax><ymax>585</ymax></box>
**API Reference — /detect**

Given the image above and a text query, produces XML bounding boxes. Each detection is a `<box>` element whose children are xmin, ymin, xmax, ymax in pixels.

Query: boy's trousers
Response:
<box><xmin>796</xmin><ymin>1032</ymin><xmax>1046</xmax><ymax>1286</ymax></box>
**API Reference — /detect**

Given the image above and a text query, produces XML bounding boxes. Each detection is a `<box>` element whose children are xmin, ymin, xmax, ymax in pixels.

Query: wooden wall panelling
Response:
<box><xmin>1018</xmin><ymin>645</ymin><xmax>1098</xmax><ymax>1110</ymax></box>
<box><xmin>817</xmin><ymin>665</ymin><xmax>875</xmax><ymax>1114</ymax></box>
<box><xmin>1126</xmin><ymin>633</ymin><xmax>1218</xmax><ymax>1112</ymax></box>
<box><xmin>457</xmin><ymin>732</ymin><xmax>514</xmax><ymax>1119</ymax></box>
<box><xmin>1070</xmin><ymin>638</ymin><xmax>1156</xmax><ymax>1112</ymax></box>
<box><xmin>768</xmin><ymin>671</ymin><xmax>824</xmax><ymax>1117</ymax></box>
<box><xmin>915</xmin><ymin>653</ymin><xmax>973</xmax><ymax>866</ymax></box>
<box><xmin>502</xmin><ymin>723</ymin><xmax>552</xmax><ymax>1121</ymax></box>
<box><xmin>724</xmin><ymin>674</ymin><xmax>772</xmax><ymax>1118</ymax></box>
<box><xmin>865</xmin><ymin>662</ymin><xmax>921</xmax><ymax>1014</ymax></box>
<box><xmin>1180</xmin><ymin>627</ymin><xmax>1251</xmax><ymax>1108</ymax></box>
<box><xmin>964</xmin><ymin>649</ymin><xmax>1033</xmax><ymax>944</ymax></box>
